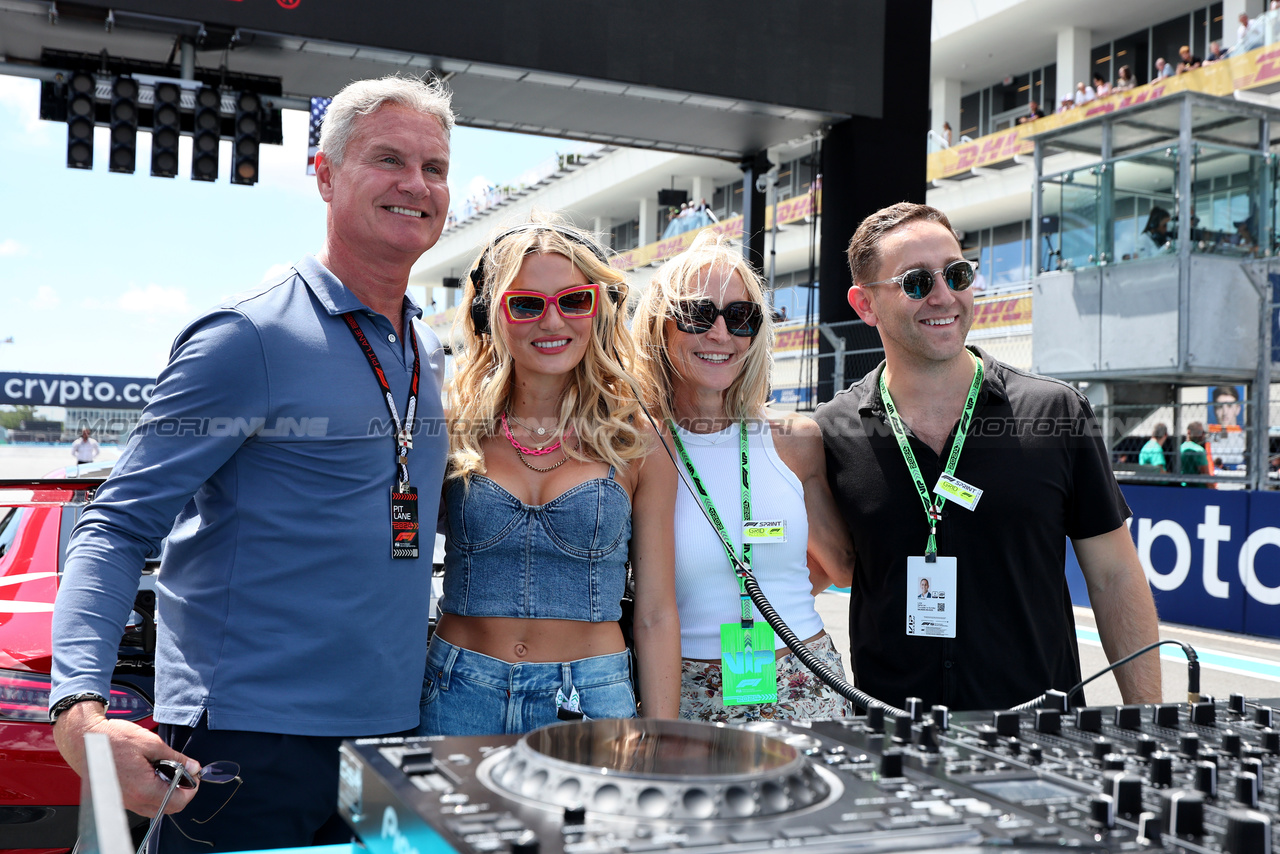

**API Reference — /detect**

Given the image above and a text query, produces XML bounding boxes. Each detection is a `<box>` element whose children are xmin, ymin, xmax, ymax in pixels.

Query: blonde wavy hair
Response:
<box><xmin>447</xmin><ymin>214</ymin><xmax>650</xmax><ymax>481</ymax></box>
<box><xmin>632</xmin><ymin>230</ymin><xmax>775</xmax><ymax>425</ymax></box>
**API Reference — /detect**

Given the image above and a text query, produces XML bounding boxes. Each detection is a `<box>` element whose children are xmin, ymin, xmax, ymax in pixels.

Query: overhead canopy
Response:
<box><xmin>0</xmin><ymin>0</ymin><xmax>882</xmax><ymax>159</ymax></box>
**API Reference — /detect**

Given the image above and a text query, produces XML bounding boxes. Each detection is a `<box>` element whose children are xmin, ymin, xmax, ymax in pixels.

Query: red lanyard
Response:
<box><xmin>342</xmin><ymin>313</ymin><xmax>420</xmax><ymax>490</ymax></box>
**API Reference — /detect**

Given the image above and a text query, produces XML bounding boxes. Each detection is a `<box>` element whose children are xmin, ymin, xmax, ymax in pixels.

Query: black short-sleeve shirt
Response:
<box><xmin>814</xmin><ymin>347</ymin><xmax>1129</xmax><ymax>712</ymax></box>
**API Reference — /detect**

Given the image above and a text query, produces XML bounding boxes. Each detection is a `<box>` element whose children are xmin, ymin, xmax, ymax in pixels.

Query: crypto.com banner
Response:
<box><xmin>1</xmin><ymin>372</ymin><xmax>156</xmax><ymax>409</ymax></box>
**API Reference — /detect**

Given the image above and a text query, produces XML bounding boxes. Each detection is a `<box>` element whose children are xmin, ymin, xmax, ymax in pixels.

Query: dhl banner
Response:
<box><xmin>774</xmin><ymin>325</ymin><xmax>819</xmax><ymax>355</ymax></box>
<box><xmin>611</xmin><ymin>190</ymin><xmax>822</xmax><ymax>272</ymax></box>
<box><xmin>928</xmin><ymin>42</ymin><xmax>1280</xmax><ymax>182</ymax></box>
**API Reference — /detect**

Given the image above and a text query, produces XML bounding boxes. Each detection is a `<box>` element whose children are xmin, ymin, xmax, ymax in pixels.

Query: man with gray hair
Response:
<box><xmin>51</xmin><ymin>75</ymin><xmax>453</xmax><ymax>851</ymax></box>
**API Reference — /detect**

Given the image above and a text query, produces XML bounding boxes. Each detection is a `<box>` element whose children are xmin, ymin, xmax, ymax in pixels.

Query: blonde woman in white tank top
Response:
<box><xmin>633</xmin><ymin>231</ymin><xmax>857</xmax><ymax>723</ymax></box>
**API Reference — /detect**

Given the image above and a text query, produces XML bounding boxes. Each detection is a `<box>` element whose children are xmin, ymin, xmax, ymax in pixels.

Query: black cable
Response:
<box><xmin>625</xmin><ymin>383</ymin><xmax>907</xmax><ymax>718</ymax></box>
<box><xmin>1008</xmin><ymin>639</ymin><xmax>1198</xmax><ymax>712</ymax></box>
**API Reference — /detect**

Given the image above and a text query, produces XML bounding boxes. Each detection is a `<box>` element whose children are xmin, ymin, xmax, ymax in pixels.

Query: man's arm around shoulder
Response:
<box><xmin>1073</xmin><ymin>525</ymin><xmax>1162</xmax><ymax>703</ymax></box>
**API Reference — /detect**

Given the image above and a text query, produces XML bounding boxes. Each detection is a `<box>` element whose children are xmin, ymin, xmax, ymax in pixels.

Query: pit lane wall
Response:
<box><xmin>1066</xmin><ymin>485</ymin><xmax>1280</xmax><ymax>639</ymax></box>
<box><xmin>929</xmin><ymin>40</ymin><xmax>1280</xmax><ymax>182</ymax></box>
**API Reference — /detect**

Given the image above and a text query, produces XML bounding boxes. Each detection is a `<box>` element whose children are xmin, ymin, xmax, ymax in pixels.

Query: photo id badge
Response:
<box><xmin>742</xmin><ymin>519</ymin><xmax>787</xmax><ymax>543</ymax></box>
<box><xmin>390</xmin><ymin>486</ymin><xmax>420</xmax><ymax>559</ymax></box>
<box><xmin>906</xmin><ymin>555</ymin><xmax>956</xmax><ymax>638</ymax></box>
<box><xmin>720</xmin><ymin>622</ymin><xmax>778</xmax><ymax>706</ymax></box>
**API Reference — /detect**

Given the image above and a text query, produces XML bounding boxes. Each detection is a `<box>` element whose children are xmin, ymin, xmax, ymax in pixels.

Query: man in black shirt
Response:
<box><xmin>815</xmin><ymin>202</ymin><xmax>1161</xmax><ymax>711</ymax></box>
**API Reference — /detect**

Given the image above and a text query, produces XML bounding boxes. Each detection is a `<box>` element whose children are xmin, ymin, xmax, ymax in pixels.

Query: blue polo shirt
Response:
<box><xmin>52</xmin><ymin>256</ymin><xmax>447</xmax><ymax>736</ymax></box>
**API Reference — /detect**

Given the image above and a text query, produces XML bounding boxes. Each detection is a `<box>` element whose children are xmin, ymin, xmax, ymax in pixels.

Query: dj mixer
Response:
<box><xmin>338</xmin><ymin>694</ymin><xmax>1278</xmax><ymax>854</ymax></box>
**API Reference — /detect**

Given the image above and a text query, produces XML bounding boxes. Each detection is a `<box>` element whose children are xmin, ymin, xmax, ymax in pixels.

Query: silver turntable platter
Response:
<box><xmin>477</xmin><ymin>718</ymin><xmax>841</xmax><ymax>822</ymax></box>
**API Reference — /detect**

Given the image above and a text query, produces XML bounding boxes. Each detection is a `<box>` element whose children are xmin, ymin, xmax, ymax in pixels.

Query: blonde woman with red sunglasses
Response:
<box><xmin>414</xmin><ymin>215</ymin><xmax>679</xmax><ymax>736</ymax></box>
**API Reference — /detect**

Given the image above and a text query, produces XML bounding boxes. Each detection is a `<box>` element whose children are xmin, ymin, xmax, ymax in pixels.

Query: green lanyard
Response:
<box><xmin>668</xmin><ymin>420</ymin><xmax>754</xmax><ymax>628</ymax></box>
<box><xmin>878</xmin><ymin>353</ymin><xmax>984</xmax><ymax>561</ymax></box>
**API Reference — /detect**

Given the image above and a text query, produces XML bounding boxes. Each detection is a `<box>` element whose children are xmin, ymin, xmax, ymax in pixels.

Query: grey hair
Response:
<box><xmin>318</xmin><ymin>75</ymin><xmax>455</xmax><ymax>168</ymax></box>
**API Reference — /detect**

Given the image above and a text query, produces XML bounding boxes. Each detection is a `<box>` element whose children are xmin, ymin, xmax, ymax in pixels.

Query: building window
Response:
<box><xmin>609</xmin><ymin>218</ymin><xmax>640</xmax><ymax>252</ymax></box>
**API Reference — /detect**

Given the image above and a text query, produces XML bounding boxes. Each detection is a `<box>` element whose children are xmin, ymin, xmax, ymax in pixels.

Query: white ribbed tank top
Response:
<box><xmin>673</xmin><ymin>417</ymin><xmax>826</xmax><ymax>659</ymax></box>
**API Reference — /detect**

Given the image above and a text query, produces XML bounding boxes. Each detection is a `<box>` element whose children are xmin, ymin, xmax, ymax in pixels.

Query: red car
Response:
<box><xmin>0</xmin><ymin>470</ymin><xmax>157</xmax><ymax>852</ymax></box>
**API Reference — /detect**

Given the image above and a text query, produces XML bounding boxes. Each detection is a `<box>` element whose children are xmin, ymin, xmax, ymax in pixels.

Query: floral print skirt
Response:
<box><xmin>678</xmin><ymin>633</ymin><xmax>855</xmax><ymax>723</ymax></box>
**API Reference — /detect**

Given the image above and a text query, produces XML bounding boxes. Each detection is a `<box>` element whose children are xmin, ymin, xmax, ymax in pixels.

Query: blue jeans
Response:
<box><xmin>415</xmin><ymin>636</ymin><xmax>636</xmax><ymax>736</ymax></box>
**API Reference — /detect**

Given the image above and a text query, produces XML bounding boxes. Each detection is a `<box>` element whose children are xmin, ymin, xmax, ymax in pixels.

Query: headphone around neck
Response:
<box><xmin>468</xmin><ymin>223</ymin><xmax>622</xmax><ymax>335</ymax></box>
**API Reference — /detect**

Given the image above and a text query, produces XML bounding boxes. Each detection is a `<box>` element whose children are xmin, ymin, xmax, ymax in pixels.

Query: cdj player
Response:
<box><xmin>338</xmin><ymin>694</ymin><xmax>1278</xmax><ymax>854</ymax></box>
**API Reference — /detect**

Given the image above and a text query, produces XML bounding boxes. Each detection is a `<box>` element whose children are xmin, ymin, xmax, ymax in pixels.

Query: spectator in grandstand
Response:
<box><xmin>1074</xmin><ymin>81</ymin><xmax>1096</xmax><ymax>105</ymax></box>
<box><xmin>1177</xmin><ymin>45</ymin><xmax>1201</xmax><ymax>73</ymax></box>
<box><xmin>1058</xmin><ymin>95</ymin><xmax>1075</xmax><ymax>114</ymax></box>
<box><xmin>1138</xmin><ymin>206</ymin><xmax>1173</xmax><ymax>257</ymax></box>
<box><xmin>942</xmin><ymin>121</ymin><xmax>953</xmax><ymax>145</ymax></box>
<box><xmin>1018</xmin><ymin>101</ymin><xmax>1045</xmax><ymax>124</ymax></box>
<box><xmin>1181</xmin><ymin>422</ymin><xmax>1211</xmax><ymax>486</ymax></box>
<box><xmin>1205</xmin><ymin>41</ymin><xmax>1227</xmax><ymax>63</ymax></box>
<box><xmin>1114</xmin><ymin>65</ymin><xmax>1136</xmax><ymax>90</ymax></box>
<box><xmin>1139</xmin><ymin>423</ymin><xmax>1169</xmax><ymax>472</ymax></box>
<box><xmin>1093</xmin><ymin>73</ymin><xmax>1111</xmax><ymax>98</ymax></box>
<box><xmin>1155</xmin><ymin>57</ymin><xmax>1174</xmax><ymax>78</ymax></box>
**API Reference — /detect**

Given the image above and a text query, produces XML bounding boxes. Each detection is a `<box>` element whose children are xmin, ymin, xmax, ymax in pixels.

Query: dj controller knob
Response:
<box><xmin>510</xmin><ymin>830</ymin><xmax>540</xmax><ymax>854</ymax></box>
<box><xmin>1236</xmin><ymin>772</ymin><xmax>1260</xmax><ymax>809</ymax></box>
<box><xmin>1223</xmin><ymin>731</ymin><xmax>1243</xmax><ymax>757</ymax></box>
<box><xmin>1161</xmin><ymin>789</ymin><xmax>1205</xmax><ymax>837</ymax></box>
<box><xmin>1260</xmin><ymin>728</ymin><xmax>1279</xmax><ymax>755</ymax></box>
<box><xmin>907</xmin><ymin>697</ymin><xmax>924</xmax><ymax>721</ymax></box>
<box><xmin>1137</xmin><ymin>811</ymin><xmax>1162</xmax><ymax>846</ymax></box>
<box><xmin>1194</xmin><ymin>761</ymin><xmax>1218</xmax><ymax>798</ymax></box>
<box><xmin>932</xmin><ymin>705</ymin><xmax>950</xmax><ymax>730</ymax></box>
<box><xmin>867</xmin><ymin>705</ymin><xmax>885</xmax><ymax>733</ymax></box>
<box><xmin>1103</xmin><ymin>754</ymin><xmax>1126</xmax><ymax>771</ymax></box>
<box><xmin>563</xmin><ymin>805</ymin><xmax>586</xmax><ymax>827</ymax></box>
<box><xmin>1093</xmin><ymin>738</ymin><xmax>1115</xmax><ymax>760</ymax></box>
<box><xmin>1223</xmin><ymin>809</ymin><xmax>1272</xmax><ymax>854</ymax></box>
<box><xmin>1230</xmin><ymin>693</ymin><xmax>1247</xmax><ymax>715</ymax></box>
<box><xmin>1077</xmin><ymin>707</ymin><xmax>1103</xmax><ymax>733</ymax></box>
<box><xmin>399</xmin><ymin>746</ymin><xmax>435</xmax><ymax>775</ymax></box>
<box><xmin>1116</xmin><ymin>705</ymin><xmax>1142</xmax><ymax>730</ymax></box>
<box><xmin>1044</xmin><ymin>689</ymin><xmax>1069</xmax><ymax>712</ymax></box>
<box><xmin>1106</xmin><ymin>773</ymin><xmax>1144</xmax><ymax>817</ymax></box>
<box><xmin>977</xmin><ymin>725</ymin><xmax>999</xmax><ymax>747</ymax></box>
<box><xmin>1035</xmin><ymin>709</ymin><xmax>1061</xmax><ymax>734</ymax></box>
<box><xmin>1192</xmin><ymin>702</ymin><xmax>1217</xmax><ymax>727</ymax></box>
<box><xmin>1028</xmin><ymin>744</ymin><xmax>1043</xmax><ymax>764</ymax></box>
<box><xmin>880</xmin><ymin>749</ymin><xmax>904</xmax><ymax>778</ymax></box>
<box><xmin>1241</xmin><ymin>758</ymin><xmax>1263</xmax><ymax>787</ymax></box>
<box><xmin>1089</xmin><ymin>794</ymin><xmax>1116</xmax><ymax>829</ymax></box>
<box><xmin>1255</xmin><ymin>706</ymin><xmax>1274</xmax><ymax>728</ymax></box>
<box><xmin>918</xmin><ymin>722</ymin><xmax>941</xmax><ymax>754</ymax></box>
<box><xmin>1150</xmin><ymin>752</ymin><xmax>1174</xmax><ymax>788</ymax></box>
<box><xmin>1181</xmin><ymin>733</ymin><xmax>1201</xmax><ymax>757</ymax></box>
<box><xmin>1154</xmin><ymin>704</ymin><xmax>1180</xmax><ymax>728</ymax></box>
<box><xmin>994</xmin><ymin>710</ymin><xmax>1020</xmax><ymax>736</ymax></box>
<box><xmin>893</xmin><ymin>713</ymin><xmax>914</xmax><ymax>743</ymax></box>
<box><xmin>1136</xmin><ymin>735</ymin><xmax>1158</xmax><ymax>758</ymax></box>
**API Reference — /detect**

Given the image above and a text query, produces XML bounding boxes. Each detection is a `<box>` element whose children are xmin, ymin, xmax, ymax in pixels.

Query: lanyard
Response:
<box><xmin>343</xmin><ymin>313</ymin><xmax>420</xmax><ymax>491</ymax></box>
<box><xmin>668</xmin><ymin>420</ymin><xmax>754</xmax><ymax>628</ymax></box>
<box><xmin>878</xmin><ymin>352</ymin><xmax>983</xmax><ymax>560</ymax></box>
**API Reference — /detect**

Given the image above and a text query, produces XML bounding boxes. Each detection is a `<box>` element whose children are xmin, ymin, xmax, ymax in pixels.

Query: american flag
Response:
<box><xmin>307</xmin><ymin>97</ymin><xmax>332</xmax><ymax>176</ymax></box>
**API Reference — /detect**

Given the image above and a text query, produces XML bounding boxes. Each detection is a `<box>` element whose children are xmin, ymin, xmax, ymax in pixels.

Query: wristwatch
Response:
<box><xmin>49</xmin><ymin>692</ymin><xmax>108</xmax><ymax>724</ymax></box>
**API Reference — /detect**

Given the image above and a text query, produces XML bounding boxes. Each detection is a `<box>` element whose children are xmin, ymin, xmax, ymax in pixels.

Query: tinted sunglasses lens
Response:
<box><xmin>899</xmin><ymin>270</ymin><xmax>934</xmax><ymax>300</ymax></box>
<box><xmin>199</xmin><ymin>761</ymin><xmax>241</xmax><ymax>783</ymax></box>
<box><xmin>944</xmin><ymin>261</ymin><xmax>975</xmax><ymax>291</ymax></box>
<box><xmin>154</xmin><ymin>760</ymin><xmax>197</xmax><ymax>789</ymax></box>
<box><xmin>675</xmin><ymin>300</ymin><xmax>717</xmax><ymax>332</ymax></box>
<box><xmin>506</xmin><ymin>294</ymin><xmax>547</xmax><ymax>321</ymax></box>
<box><xmin>722</xmin><ymin>302</ymin><xmax>762</xmax><ymax>337</ymax></box>
<box><xmin>557</xmin><ymin>288</ymin><xmax>596</xmax><ymax>316</ymax></box>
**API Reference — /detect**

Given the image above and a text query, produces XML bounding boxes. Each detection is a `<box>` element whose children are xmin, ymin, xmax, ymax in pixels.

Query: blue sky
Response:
<box><xmin>0</xmin><ymin>74</ymin><xmax>566</xmax><ymax>380</ymax></box>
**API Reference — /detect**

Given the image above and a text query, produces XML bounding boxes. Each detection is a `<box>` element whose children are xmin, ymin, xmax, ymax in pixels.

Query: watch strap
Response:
<box><xmin>49</xmin><ymin>691</ymin><xmax>107</xmax><ymax>723</ymax></box>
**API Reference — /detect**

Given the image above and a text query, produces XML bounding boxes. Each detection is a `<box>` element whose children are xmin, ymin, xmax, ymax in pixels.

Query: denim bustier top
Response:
<box><xmin>440</xmin><ymin>468</ymin><xmax>631</xmax><ymax>622</ymax></box>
